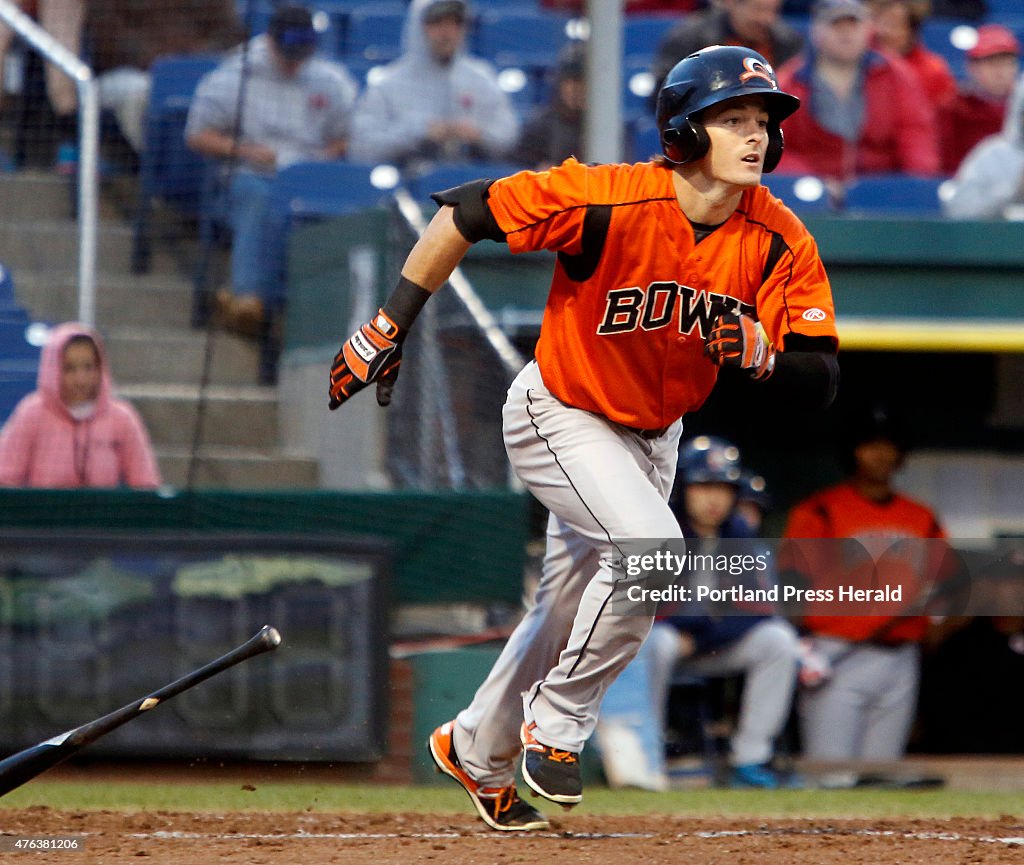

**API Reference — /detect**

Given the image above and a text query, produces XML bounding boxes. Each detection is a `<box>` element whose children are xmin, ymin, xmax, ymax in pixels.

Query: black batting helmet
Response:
<box><xmin>655</xmin><ymin>45</ymin><xmax>800</xmax><ymax>172</ymax></box>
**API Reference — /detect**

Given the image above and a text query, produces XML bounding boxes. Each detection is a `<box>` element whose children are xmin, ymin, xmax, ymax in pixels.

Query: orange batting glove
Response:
<box><xmin>704</xmin><ymin>312</ymin><xmax>776</xmax><ymax>381</ymax></box>
<box><xmin>329</xmin><ymin>309</ymin><xmax>405</xmax><ymax>409</ymax></box>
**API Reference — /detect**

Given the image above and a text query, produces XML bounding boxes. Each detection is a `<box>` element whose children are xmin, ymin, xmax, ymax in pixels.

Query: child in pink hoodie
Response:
<box><xmin>0</xmin><ymin>322</ymin><xmax>161</xmax><ymax>488</ymax></box>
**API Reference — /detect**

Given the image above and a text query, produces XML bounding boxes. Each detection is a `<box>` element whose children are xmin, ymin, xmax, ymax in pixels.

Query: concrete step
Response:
<box><xmin>118</xmin><ymin>382</ymin><xmax>279</xmax><ymax>448</ymax></box>
<box><xmin>154</xmin><ymin>446</ymin><xmax>319</xmax><ymax>489</ymax></box>
<box><xmin>14</xmin><ymin>271</ymin><xmax>194</xmax><ymax>329</ymax></box>
<box><xmin>0</xmin><ymin>222</ymin><xmax>189</xmax><ymax>281</ymax></box>
<box><xmin>0</xmin><ymin>220</ymin><xmax>136</xmax><ymax>276</ymax></box>
<box><xmin>105</xmin><ymin>327</ymin><xmax>261</xmax><ymax>386</ymax></box>
<box><xmin>0</xmin><ymin>171</ymin><xmax>75</xmax><ymax>220</ymax></box>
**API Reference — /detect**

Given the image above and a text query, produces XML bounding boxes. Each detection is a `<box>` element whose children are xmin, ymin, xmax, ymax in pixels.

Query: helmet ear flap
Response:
<box><xmin>763</xmin><ymin>123</ymin><xmax>785</xmax><ymax>174</ymax></box>
<box><xmin>661</xmin><ymin>117</ymin><xmax>711</xmax><ymax>165</ymax></box>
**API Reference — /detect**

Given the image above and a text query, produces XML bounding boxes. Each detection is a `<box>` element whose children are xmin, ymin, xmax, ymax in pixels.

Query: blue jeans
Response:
<box><xmin>224</xmin><ymin>170</ymin><xmax>288</xmax><ymax>308</ymax></box>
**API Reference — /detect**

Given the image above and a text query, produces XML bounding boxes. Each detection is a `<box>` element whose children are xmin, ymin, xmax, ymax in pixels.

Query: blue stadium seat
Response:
<box><xmin>628</xmin><ymin>118</ymin><xmax>662</xmax><ymax>163</ymax></box>
<box><xmin>197</xmin><ymin>161</ymin><xmax>398</xmax><ymax>383</ymax></box>
<box><xmin>0</xmin><ymin>263</ymin><xmax>18</xmax><ymax>313</ymax></box>
<box><xmin>781</xmin><ymin>14</ymin><xmax>811</xmax><ymax>47</ymax></box>
<box><xmin>762</xmin><ymin>173</ymin><xmax>834</xmax><ymax>214</ymax></box>
<box><xmin>986</xmin><ymin>0</ymin><xmax>1023</xmax><ymax>18</ymax></box>
<box><xmin>623</xmin><ymin>54</ymin><xmax>657</xmax><ymax>125</ymax></box>
<box><xmin>0</xmin><ymin>369</ymin><xmax>36</xmax><ymax>424</ymax></box>
<box><xmin>405</xmin><ymin>161</ymin><xmax>523</xmax><ymax>202</ymax></box>
<box><xmin>841</xmin><ymin>174</ymin><xmax>947</xmax><ymax>215</ymax></box>
<box><xmin>0</xmin><ymin>313</ymin><xmax>42</xmax><ymax>362</ymax></box>
<box><xmin>474</xmin><ymin>9</ymin><xmax>575</xmax><ymax>68</ymax></box>
<box><xmin>131</xmin><ymin>54</ymin><xmax>221</xmax><ymax>274</ymax></box>
<box><xmin>0</xmin><ymin>266</ymin><xmax>43</xmax><ymax>380</ymax></box>
<box><xmin>495</xmin><ymin>62</ymin><xmax>546</xmax><ymax>114</ymax></box>
<box><xmin>623</xmin><ymin>14</ymin><xmax>674</xmax><ymax>59</ymax></box>
<box><xmin>344</xmin><ymin>2</ymin><xmax>406</xmax><ymax>64</ymax></box>
<box><xmin>919</xmin><ymin>18</ymin><xmax>977</xmax><ymax>81</ymax></box>
<box><xmin>270</xmin><ymin>160</ymin><xmax>398</xmax><ymax>220</ymax></box>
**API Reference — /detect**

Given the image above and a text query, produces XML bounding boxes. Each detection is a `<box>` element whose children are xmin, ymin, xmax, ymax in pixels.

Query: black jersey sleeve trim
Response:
<box><xmin>557</xmin><ymin>204</ymin><xmax>612</xmax><ymax>282</ymax></box>
<box><xmin>761</xmin><ymin>231</ymin><xmax>789</xmax><ymax>283</ymax></box>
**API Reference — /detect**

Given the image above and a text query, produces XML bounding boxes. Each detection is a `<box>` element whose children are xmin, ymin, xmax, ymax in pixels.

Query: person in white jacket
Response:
<box><xmin>348</xmin><ymin>0</ymin><xmax>519</xmax><ymax>167</ymax></box>
<box><xmin>943</xmin><ymin>71</ymin><xmax>1024</xmax><ymax>219</ymax></box>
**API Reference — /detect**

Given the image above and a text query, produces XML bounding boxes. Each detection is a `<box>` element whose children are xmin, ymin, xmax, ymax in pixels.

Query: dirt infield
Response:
<box><xmin>2</xmin><ymin>808</ymin><xmax>1022</xmax><ymax>865</ymax></box>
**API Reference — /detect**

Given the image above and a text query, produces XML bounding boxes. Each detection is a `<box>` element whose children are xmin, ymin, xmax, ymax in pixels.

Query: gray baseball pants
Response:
<box><xmin>453</xmin><ymin>360</ymin><xmax>683</xmax><ymax>788</ymax></box>
<box><xmin>799</xmin><ymin>637</ymin><xmax>920</xmax><ymax>761</ymax></box>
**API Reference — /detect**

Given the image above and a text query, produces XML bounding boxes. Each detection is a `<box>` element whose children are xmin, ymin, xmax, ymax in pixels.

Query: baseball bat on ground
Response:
<box><xmin>0</xmin><ymin>624</ymin><xmax>282</xmax><ymax>798</ymax></box>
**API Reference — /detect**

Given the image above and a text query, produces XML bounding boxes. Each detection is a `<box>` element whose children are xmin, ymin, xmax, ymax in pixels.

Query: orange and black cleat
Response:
<box><xmin>428</xmin><ymin>721</ymin><xmax>549</xmax><ymax>832</ymax></box>
<box><xmin>520</xmin><ymin>721</ymin><xmax>583</xmax><ymax>807</ymax></box>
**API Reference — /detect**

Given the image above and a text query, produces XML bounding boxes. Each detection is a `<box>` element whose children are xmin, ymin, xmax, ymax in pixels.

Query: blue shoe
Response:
<box><xmin>56</xmin><ymin>141</ymin><xmax>78</xmax><ymax>176</ymax></box>
<box><xmin>730</xmin><ymin>762</ymin><xmax>805</xmax><ymax>789</ymax></box>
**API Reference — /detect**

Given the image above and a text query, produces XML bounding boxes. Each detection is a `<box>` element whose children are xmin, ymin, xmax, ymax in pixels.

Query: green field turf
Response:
<box><xmin>0</xmin><ymin>782</ymin><xmax>1020</xmax><ymax>818</ymax></box>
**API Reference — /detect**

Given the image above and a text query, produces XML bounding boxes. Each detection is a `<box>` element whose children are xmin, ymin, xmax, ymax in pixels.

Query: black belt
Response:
<box><xmin>622</xmin><ymin>424</ymin><xmax>671</xmax><ymax>440</ymax></box>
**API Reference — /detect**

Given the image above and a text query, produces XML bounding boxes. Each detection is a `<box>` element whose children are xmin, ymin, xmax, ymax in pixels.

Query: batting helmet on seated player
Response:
<box><xmin>655</xmin><ymin>44</ymin><xmax>800</xmax><ymax>171</ymax></box>
<box><xmin>676</xmin><ymin>435</ymin><xmax>743</xmax><ymax>485</ymax></box>
<box><xmin>669</xmin><ymin>434</ymin><xmax>743</xmax><ymax>522</ymax></box>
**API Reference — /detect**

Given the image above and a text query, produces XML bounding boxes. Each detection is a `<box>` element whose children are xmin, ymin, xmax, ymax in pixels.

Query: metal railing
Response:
<box><xmin>0</xmin><ymin>0</ymin><xmax>98</xmax><ymax>325</ymax></box>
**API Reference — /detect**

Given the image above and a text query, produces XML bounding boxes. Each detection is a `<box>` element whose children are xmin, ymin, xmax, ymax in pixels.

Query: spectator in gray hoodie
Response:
<box><xmin>348</xmin><ymin>0</ymin><xmax>519</xmax><ymax>167</ymax></box>
<box><xmin>943</xmin><ymin>72</ymin><xmax>1024</xmax><ymax>220</ymax></box>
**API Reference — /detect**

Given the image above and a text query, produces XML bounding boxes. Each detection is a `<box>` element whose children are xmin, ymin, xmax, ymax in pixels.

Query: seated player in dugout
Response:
<box><xmin>329</xmin><ymin>45</ymin><xmax>839</xmax><ymax>832</ymax></box>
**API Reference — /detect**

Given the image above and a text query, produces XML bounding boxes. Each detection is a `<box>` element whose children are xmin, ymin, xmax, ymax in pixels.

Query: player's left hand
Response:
<box><xmin>328</xmin><ymin>309</ymin><xmax>405</xmax><ymax>410</ymax></box>
<box><xmin>704</xmin><ymin>312</ymin><xmax>776</xmax><ymax>381</ymax></box>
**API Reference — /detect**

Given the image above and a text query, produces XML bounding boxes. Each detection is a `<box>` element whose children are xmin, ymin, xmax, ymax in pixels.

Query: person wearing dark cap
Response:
<box><xmin>939</xmin><ymin>24</ymin><xmax>1021</xmax><ymax>173</ymax></box>
<box><xmin>781</xmin><ymin>406</ymin><xmax>949</xmax><ymax>765</ymax></box>
<box><xmin>186</xmin><ymin>4</ymin><xmax>359</xmax><ymax>334</ymax></box>
<box><xmin>514</xmin><ymin>41</ymin><xmax>587</xmax><ymax>170</ymax></box>
<box><xmin>651</xmin><ymin>0</ymin><xmax>804</xmax><ymax>103</ymax></box>
<box><xmin>348</xmin><ymin>0</ymin><xmax>519</xmax><ymax>167</ymax></box>
<box><xmin>775</xmin><ymin>0</ymin><xmax>940</xmax><ymax>184</ymax></box>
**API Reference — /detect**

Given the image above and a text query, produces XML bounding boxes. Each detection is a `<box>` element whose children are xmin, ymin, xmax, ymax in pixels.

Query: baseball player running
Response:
<box><xmin>329</xmin><ymin>45</ymin><xmax>839</xmax><ymax>831</ymax></box>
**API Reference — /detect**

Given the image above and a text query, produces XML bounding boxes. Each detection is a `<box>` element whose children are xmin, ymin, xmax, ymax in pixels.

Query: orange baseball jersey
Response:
<box><xmin>783</xmin><ymin>482</ymin><xmax>948</xmax><ymax>644</ymax></box>
<box><xmin>485</xmin><ymin>157</ymin><xmax>838</xmax><ymax>429</ymax></box>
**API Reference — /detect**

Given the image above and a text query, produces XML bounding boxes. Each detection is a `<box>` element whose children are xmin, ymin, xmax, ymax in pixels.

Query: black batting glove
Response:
<box><xmin>704</xmin><ymin>312</ymin><xmax>776</xmax><ymax>381</ymax></box>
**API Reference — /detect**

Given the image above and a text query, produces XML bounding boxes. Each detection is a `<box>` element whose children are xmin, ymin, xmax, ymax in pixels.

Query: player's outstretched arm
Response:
<box><xmin>329</xmin><ymin>206</ymin><xmax>472</xmax><ymax>410</ymax></box>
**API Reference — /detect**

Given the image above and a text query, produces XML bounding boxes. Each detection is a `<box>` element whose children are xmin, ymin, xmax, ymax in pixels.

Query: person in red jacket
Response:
<box><xmin>940</xmin><ymin>24</ymin><xmax>1021</xmax><ymax>174</ymax></box>
<box><xmin>775</xmin><ymin>0</ymin><xmax>940</xmax><ymax>183</ymax></box>
<box><xmin>868</xmin><ymin>0</ymin><xmax>956</xmax><ymax>113</ymax></box>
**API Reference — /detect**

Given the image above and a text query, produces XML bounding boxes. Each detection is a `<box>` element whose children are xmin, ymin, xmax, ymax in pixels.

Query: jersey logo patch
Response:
<box><xmin>596</xmin><ymin>283</ymin><xmax>755</xmax><ymax>338</ymax></box>
<box><xmin>802</xmin><ymin>308</ymin><xmax>827</xmax><ymax>322</ymax></box>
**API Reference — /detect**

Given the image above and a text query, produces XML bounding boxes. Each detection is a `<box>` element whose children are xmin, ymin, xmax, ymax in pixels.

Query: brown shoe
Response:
<box><xmin>213</xmin><ymin>289</ymin><xmax>234</xmax><ymax>326</ymax></box>
<box><xmin>230</xmin><ymin>295</ymin><xmax>266</xmax><ymax>336</ymax></box>
<box><xmin>214</xmin><ymin>290</ymin><xmax>266</xmax><ymax>337</ymax></box>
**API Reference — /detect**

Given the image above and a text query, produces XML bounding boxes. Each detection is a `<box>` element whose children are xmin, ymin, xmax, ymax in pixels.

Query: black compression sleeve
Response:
<box><xmin>761</xmin><ymin>334</ymin><xmax>839</xmax><ymax>409</ymax></box>
<box><xmin>382</xmin><ymin>276</ymin><xmax>431</xmax><ymax>330</ymax></box>
<box><xmin>430</xmin><ymin>179</ymin><xmax>507</xmax><ymax>243</ymax></box>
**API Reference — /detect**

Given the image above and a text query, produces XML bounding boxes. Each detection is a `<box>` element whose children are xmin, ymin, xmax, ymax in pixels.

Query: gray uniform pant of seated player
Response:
<box><xmin>799</xmin><ymin>637</ymin><xmax>920</xmax><ymax>761</ymax></box>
